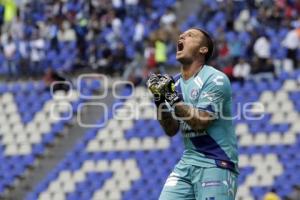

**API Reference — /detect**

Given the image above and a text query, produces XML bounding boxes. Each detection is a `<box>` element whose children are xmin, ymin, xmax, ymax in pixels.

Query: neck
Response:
<box><xmin>181</xmin><ymin>60</ymin><xmax>204</xmax><ymax>80</ymax></box>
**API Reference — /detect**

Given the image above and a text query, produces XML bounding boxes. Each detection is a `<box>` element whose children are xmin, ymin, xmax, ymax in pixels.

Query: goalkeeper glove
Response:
<box><xmin>147</xmin><ymin>73</ymin><xmax>165</xmax><ymax>107</ymax></box>
<box><xmin>159</xmin><ymin>74</ymin><xmax>182</xmax><ymax>107</ymax></box>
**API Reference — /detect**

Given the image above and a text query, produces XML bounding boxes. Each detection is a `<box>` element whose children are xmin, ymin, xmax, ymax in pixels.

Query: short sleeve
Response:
<box><xmin>196</xmin><ymin>74</ymin><xmax>230</xmax><ymax>117</ymax></box>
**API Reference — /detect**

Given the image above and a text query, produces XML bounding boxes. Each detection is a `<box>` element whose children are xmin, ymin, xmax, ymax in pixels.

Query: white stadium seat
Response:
<box><xmin>275</xmin><ymin>91</ymin><xmax>289</xmax><ymax>101</ymax></box>
<box><xmin>250</xmin><ymin>154</ymin><xmax>263</xmax><ymax>163</ymax></box>
<box><xmin>280</xmin><ymin>101</ymin><xmax>293</xmax><ymax>112</ymax></box>
<box><xmin>62</xmin><ymin>181</ymin><xmax>75</xmax><ymax>193</ymax></box>
<box><xmin>29</xmin><ymin>133</ymin><xmax>42</xmax><ymax>143</ymax></box>
<box><xmin>38</xmin><ymin>192</ymin><xmax>51</xmax><ymax>200</ymax></box>
<box><xmin>282</xmin><ymin>132</ymin><xmax>296</xmax><ymax>144</ymax></box>
<box><xmin>1</xmin><ymin>93</ymin><xmax>14</xmax><ymax>104</ymax></box>
<box><xmin>283</xmin><ymin>80</ymin><xmax>298</xmax><ymax>91</ymax></box>
<box><xmin>2</xmin><ymin>134</ymin><xmax>15</xmax><ymax>144</ymax></box>
<box><xmin>271</xmin><ymin>113</ymin><xmax>285</xmax><ymax>123</ymax></box>
<box><xmin>286</xmin><ymin>112</ymin><xmax>298</xmax><ymax>123</ymax></box>
<box><xmin>260</xmin><ymin>91</ymin><xmax>274</xmax><ymax>103</ymax></box>
<box><xmin>120</xmin><ymin>120</ymin><xmax>134</xmax><ymax>130</ymax></box>
<box><xmin>5</xmin><ymin>103</ymin><xmax>17</xmax><ymax>114</ymax></box>
<box><xmin>16</xmin><ymin>133</ymin><xmax>29</xmax><ymax>144</ymax></box>
<box><xmin>268</xmin><ymin>133</ymin><xmax>282</xmax><ymax>145</ymax></box>
<box><xmin>86</xmin><ymin>140</ymin><xmax>100</xmax><ymax>152</ymax></box>
<box><xmin>18</xmin><ymin>144</ymin><xmax>31</xmax><ymax>154</ymax></box>
<box><xmin>254</xmin><ymin>134</ymin><xmax>267</xmax><ymax>145</ymax></box>
<box><xmin>156</xmin><ymin>137</ymin><xmax>170</xmax><ymax>149</ymax></box>
<box><xmin>111</xmin><ymin>129</ymin><xmax>123</xmax><ymax>139</ymax></box>
<box><xmin>8</xmin><ymin>113</ymin><xmax>21</xmax><ymax>124</ymax></box>
<box><xmin>59</xmin><ymin>171</ymin><xmax>72</xmax><ymax>183</ymax></box>
<box><xmin>5</xmin><ymin>144</ymin><xmax>18</xmax><ymax>155</ymax></box>
<box><xmin>81</xmin><ymin>161</ymin><xmax>96</xmax><ymax>172</ymax></box>
<box><xmin>114</xmin><ymin>140</ymin><xmax>128</xmax><ymax>151</ymax></box>
<box><xmin>73</xmin><ymin>171</ymin><xmax>85</xmax><ymax>182</ymax></box>
<box><xmin>48</xmin><ymin>181</ymin><xmax>61</xmax><ymax>193</ymax></box>
<box><xmin>101</xmin><ymin>140</ymin><xmax>114</xmax><ymax>151</ymax></box>
<box><xmin>51</xmin><ymin>192</ymin><xmax>65</xmax><ymax>200</ymax></box>
<box><xmin>96</xmin><ymin>161</ymin><xmax>109</xmax><ymax>171</ymax></box>
<box><xmin>142</xmin><ymin>137</ymin><xmax>156</xmax><ymax>150</ymax></box>
<box><xmin>128</xmin><ymin>138</ymin><xmax>142</xmax><ymax>150</ymax></box>
<box><xmin>239</xmin><ymin>134</ymin><xmax>254</xmax><ymax>146</ymax></box>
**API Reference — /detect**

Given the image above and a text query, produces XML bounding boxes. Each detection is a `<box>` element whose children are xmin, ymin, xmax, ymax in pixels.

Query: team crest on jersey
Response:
<box><xmin>190</xmin><ymin>88</ymin><xmax>199</xmax><ymax>100</ymax></box>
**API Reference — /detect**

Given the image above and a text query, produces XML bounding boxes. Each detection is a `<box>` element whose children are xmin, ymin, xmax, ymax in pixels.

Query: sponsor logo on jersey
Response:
<box><xmin>202</xmin><ymin>181</ymin><xmax>222</xmax><ymax>187</ymax></box>
<box><xmin>190</xmin><ymin>88</ymin><xmax>199</xmax><ymax>100</ymax></box>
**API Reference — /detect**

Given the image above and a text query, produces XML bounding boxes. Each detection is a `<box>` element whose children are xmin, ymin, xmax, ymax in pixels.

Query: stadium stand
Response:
<box><xmin>0</xmin><ymin>0</ymin><xmax>177</xmax><ymax>76</ymax></box>
<box><xmin>20</xmin><ymin>70</ymin><xmax>300</xmax><ymax>200</ymax></box>
<box><xmin>0</xmin><ymin>79</ymin><xmax>101</xmax><ymax>196</ymax></box>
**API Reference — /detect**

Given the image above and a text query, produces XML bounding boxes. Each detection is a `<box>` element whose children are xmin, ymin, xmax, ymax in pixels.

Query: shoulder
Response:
<box><xmin>198</xmin><ymin>66</ymin><xmax>232</xmax><ymax>96</ymax></box>
<box><xmin>172</xmin><ymin>73</ymin><xmax>181</xmax><ymax>82</ymax></box>
<box><xmin>199</xmin><ymin>65</ymin><xmax>231</xmax><ymax>86</ymax></box>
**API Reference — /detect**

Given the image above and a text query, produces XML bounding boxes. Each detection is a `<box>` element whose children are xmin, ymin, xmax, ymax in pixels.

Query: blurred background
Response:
<box><xmin>0</xmin><ymin>0</ymin><xmax>299</xmax><ymax>200</ymax></box>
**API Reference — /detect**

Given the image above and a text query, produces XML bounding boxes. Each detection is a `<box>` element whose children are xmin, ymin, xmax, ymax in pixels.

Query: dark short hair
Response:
<box><xmin>191</xmin><ymin>28</ymin><xmax>214</xmax><ymax>62</ymax></box>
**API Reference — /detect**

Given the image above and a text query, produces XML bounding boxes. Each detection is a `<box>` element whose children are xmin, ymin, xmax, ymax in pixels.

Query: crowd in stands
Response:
<box><xmin>0</xmin><ymin>0</ymin><xmax>299</xmax><ymax>83</ymax></box>
<box><xmin>180</xmin><ymin>0</ymin><xmax>300</xmax><ymax>83</ymax></box>
<box><xmin>0</xmin><ymin>0</ymin><xmax>178</xmax><ymax>80</ymax></box>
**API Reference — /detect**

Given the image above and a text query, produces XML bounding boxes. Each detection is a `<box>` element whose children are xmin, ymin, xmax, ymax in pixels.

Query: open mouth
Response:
<box><xmin>177</xmin><ymin>41</ymin><xmax>184</xmax><ymax>52</ymax></box>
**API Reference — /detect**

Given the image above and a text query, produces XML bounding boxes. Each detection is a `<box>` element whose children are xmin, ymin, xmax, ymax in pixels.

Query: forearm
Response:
<box><xmin>157</xmin><ymin>104</ymin><xmax>179</xmax><ymax>137</ymax></box>
<box><xmin>173</xmin><ymin>102</ymin><xmax>212</xmax><ymax>131</ymax></box>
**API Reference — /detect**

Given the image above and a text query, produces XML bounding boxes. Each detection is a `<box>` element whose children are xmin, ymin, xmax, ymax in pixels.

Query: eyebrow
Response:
<box><xmin>181</xmin><ymin>30</ymin><xmax>196</xmax><ymax>36</ymax></box>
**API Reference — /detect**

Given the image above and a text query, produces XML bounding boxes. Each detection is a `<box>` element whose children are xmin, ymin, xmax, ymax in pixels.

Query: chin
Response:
<box><xmin>176</xmin><ymin>54</ymin><xmax>190</xmax><ymax>64</ymax></box>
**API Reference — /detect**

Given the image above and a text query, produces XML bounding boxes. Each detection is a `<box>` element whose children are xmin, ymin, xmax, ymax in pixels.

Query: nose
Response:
<box><xmin>179</xmin><ymin>33</ymin><xmax>185</xmax><ymax>40</ymax></box>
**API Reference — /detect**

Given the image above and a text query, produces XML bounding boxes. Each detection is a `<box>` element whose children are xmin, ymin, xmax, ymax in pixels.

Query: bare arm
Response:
<box><xmin>157</xmin><ymin>104</ymin><xmax>179</xmax><ymax>137</ymax></box>
<box><xmin>173</xmin><ymin>102</ymin><xmax>214</xmax><ymax>132</ymax></box>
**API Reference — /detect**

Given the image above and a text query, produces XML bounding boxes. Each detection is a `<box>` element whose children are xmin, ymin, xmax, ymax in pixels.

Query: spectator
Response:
<box><xmin>252</xmin><ymin>57</ymin><xmax>275</xmax><ymax>75</ymax></box>
<box><xmin>133</xmin><ymin>19</ymin><xmax>145</xmax><ymax>44</ymax></box>
<box><xmin>113</xmin><ymin>42</ymin><xmax>128</xmax><ymax>75</ymax></box>
<box><xmin>263</xmin><ymin>188</ymin><xmax>280</xmax><ymax>200</ymax></box>
<box><xmin>57</xmin><ymin>21</ymin><xmax>76</xmax><ymax>42</ymax></box>
<box><xmin>18</xmin><ymin>35</ymin><xmax>31</xmax><ymax>77</ymax></box>
<box><xmin>123</xmin><ymin>48</ymin><xmax>145</xmax><ymax>86</ymax></box>
<box><xmin>281</xmin><ymin>28</ymin><xmax>300</xmax><ymax>69</ymax></box>
<box><xmin>10</xmin><ymin>10</ymin><xmax>23</xmax><ymax>39</ymax></box>
<box><xmin>233</xmin><ymin>58</ymin><xmax>251</xmax><ymax>83</ymax></box>
<box><xmin>125</xmin><ymin>0</ymin><xmax>139</xmax><ymax>17</ymax></box>
<box><xmin>160</xmin><ymin>7</ymin><xmax>176</xmax><ymax>31</ymax></box>
<box><xmin>3</xmin><ymin>34</ymin><xmax>18</xmax><ymax>79</ymax></box>
<box><xmin>144</xmin><ymin>39</ymin><xmax>156</xmax><ymax>74</ymax></box>
<box><xmin>228</xmin><ymin>34</ymin><xmax>243</xmax><ymax>62</ymax></box>
<box><xmin>30</xmin><ymin>31</ymin><xmax>45</xmax><ymax>76</ymax></box>
<box><xmin>253</xmin><ymin>34</ymin><xmax>271</xmax><ymax>67</ymax></box>
<box><xmin>154</xmin><ymin>30</ymin><xmax>167</xmax><ymax>74</ymax></box>
<box><xmin>97</xmin><ymin>45</ymin><xmax>114</xmax><ymax>74</ymax></box>
<box><xmin>46</xmin><ymin>17</ymin><xmax>59</xmax><ymax>53</ymax></box>
<box><xmin>234</xmin><ymin>9</ymin><xmax>251</xmax><ymax>32</ymax></box>
<box><xmin>222</xmin><ymin>60</ymin><xmax>234</xmax><ymax>81</ymax></box>
<box><xmin>111</xmin><ymin>11</ymin><xmax>122</xmax><ymax>37</ymax></box>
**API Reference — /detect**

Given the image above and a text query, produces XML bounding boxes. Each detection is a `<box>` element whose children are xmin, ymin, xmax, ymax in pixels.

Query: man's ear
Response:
<box><xmin>199</xmin><ymin>47</ymin><xmax>208</xmax><ymax>55</ymax></box>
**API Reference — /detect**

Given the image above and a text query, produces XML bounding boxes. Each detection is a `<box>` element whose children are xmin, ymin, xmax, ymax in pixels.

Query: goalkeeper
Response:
<box><xmin>147</xmin><ymin>28</ymin><xmax>238</xmax><ymax>200</ymax></box>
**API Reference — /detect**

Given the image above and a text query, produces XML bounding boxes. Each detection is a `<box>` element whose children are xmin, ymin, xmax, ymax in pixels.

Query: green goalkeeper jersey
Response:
<box><xmin>173</xmin><ymin>65</ymin><xmax>239</xmax><ymax>173</ymax></box>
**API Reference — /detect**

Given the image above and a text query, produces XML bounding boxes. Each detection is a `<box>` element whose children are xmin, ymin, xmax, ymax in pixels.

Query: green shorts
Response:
<box><xmin>159</xmin><ymin>160</ymin><xmax>238</xmax><ymax>200</ymax></box>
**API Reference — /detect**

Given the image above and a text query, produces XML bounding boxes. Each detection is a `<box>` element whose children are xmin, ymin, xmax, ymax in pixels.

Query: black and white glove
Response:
<box><xmin>159</xmin><ymin>74</ymin><xmax>182</xmax><ymax>107</ymax></box>
<box><xmin>147</xmin><ymin>73</ymin><xmax>165</xmax><ymax>107</ymax></box>
<box><xmin>147</xmin><ymin>74</ymin><xmax>182</xmax><ymax>107</ymax></box>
